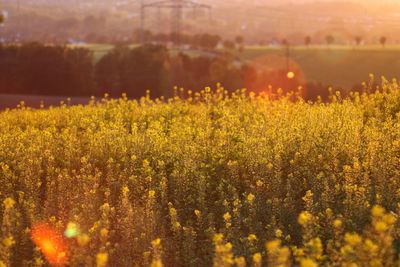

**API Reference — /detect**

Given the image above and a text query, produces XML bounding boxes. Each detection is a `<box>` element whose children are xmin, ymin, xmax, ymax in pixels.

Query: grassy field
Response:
<box><xmin>241</xmin><ymin>45</ymin><xmax>400</xmax><ymax>89</ymax></box>
<box><xmin>1</xmin><ymin>83</ymin><xmax>400</xmax><ymax>266</ymax></box>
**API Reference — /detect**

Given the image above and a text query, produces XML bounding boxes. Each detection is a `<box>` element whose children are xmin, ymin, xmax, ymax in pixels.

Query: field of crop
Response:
<box><xmin>2</xmin><ymin>83</ymin><xmax>400</xmax><ymax>266</ymax></box>
<box><xmin>0</xmin><ymin>94</ymin><xmax>90</xmax><ymax>110</ymax></box>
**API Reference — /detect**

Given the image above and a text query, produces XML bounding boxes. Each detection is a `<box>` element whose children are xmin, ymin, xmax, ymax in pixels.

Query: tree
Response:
<box><xmin>235</xmin><ymin>35</ymin><xmax>244</xmax><ymax>45</ymax></box>
<box><xmin>325</xmin><ymin>35</ymin><xmax>334</xmax><ymax>46</ymax></box>
<box><xmin>380</xmin><ymin>36</ymin><xmax>387</xmax><ymax>48</ymax></box>
<box><xmin>235</xmin><ymin>35</ymin><xmax>244</xmax><ymax>51</ymax></box>
<box><xmin>199</xmin><ymin>34</ymin><xmax>221</xmax><ymax>50</ymax></box>
<box><xmin>223</xmin><ymin>40</ymin><xmax>235</xmax><ymax>50</ymax></box>
<box><xmin>304</xmin><ymin>36</ymin><xmax>311</xmax><ymax>47</ymax></box>
<box><xmin>355</xmin><ymin>36</ymin><xmax>362</xmax><ymax>46</ymax></box>
<box><xmin>95</xmin><ymin>44</ymin><xmax>171</xmax><ymax>98</ymax></box>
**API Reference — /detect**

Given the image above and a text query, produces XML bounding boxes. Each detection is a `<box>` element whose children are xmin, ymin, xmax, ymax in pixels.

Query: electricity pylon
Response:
<box><xmin>140</xmin><ymin>0</ymin><xmax>212</xmax><ymax>45</ymax></box>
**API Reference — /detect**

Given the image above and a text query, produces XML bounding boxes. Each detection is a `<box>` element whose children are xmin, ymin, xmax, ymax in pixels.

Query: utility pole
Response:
<box><xmin>140</xmin><ymin>0</ymin><xmax>145</xmax><ymax>44</ymax></box>
<box><xmin>139</xmin><ymin>0</ymin><xmax>212</xmax><ymax>46</ymax></box>
<box><xmin>285</xmin><ymin>42</ymin><xmax>290</xmax><ymax>72</ymax></box>
<box><xmin>171</xmin><ymin>0</ymin><xmax>183</xmax><ymax>45</ymax></box>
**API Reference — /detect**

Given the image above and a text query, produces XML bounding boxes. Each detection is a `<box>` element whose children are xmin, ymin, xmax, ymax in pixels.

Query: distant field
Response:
<box><xmin>74</xmin><ymin>44</ymin><xmax>217</xmax><ymax>63</ymax></box>
<box><xmin>75</xmin><ymin>44</ymin><xmax>400</xmax><ymax>90</ymax></box>
<box><xmin>241</xmin><ymin>45</ymin><xmax>400</xmax><ymax>89</ymax></box>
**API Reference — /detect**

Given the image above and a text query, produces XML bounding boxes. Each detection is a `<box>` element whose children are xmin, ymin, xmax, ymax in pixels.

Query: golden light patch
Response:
<box><xmin>287</xmin><ymin>71</ymin><xmax>295</xmax><ymax>79</ymax></box>
<box><xmin>31</xmin><ymin>223</ymin><xmax>67</xmax><ymax>266</ymax></box>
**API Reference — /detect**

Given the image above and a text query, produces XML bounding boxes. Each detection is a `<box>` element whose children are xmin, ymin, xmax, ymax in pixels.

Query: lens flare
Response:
<box><xmin>243</xmin><ymin>53</ymin><xmax>306</xmax><ymax>97</ymax></box>
<box><xmin>31</xmin><ymin>223</ymin><xmax>67</xmax><ymax>266</ymax></box>
<box><xmin>287</xmin><ymin>71</ymin><xmax>295</xmax><ymax>79</ymax></box>
<box><xmin>64</xmin><ymin>222</ymin><xmax>79</xmax><ymax>238</ymax></box>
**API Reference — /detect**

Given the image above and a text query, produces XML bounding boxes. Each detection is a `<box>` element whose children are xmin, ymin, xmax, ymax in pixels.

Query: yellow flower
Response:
<box><xmin>150</xmin><ymin>259</ymin><xmax>163</xmax><ymax>267</ymax></box>
<box><xmin>100</xmin><ymin>228</ymin><xmax>109</xmax><ymax>238</ymax></box>
<box><xmin>248</xmin><ymin>234</ymin><xmax>257</xmax><ymax>242</ymax></box>
<box><xmin>298</xmin><ymin>211</ymin><xmax>312</xmax><ymax>226</ymax></box>
<box><xmin>371</xmin><ymin>205</ymin><xmax>385</xmax><ymax>217</ymax></box>
<box><xmin>344</xmin><ymin>233</ymin><xmax>362</xmax><ymax>246</ymax></box>
<box><xmin>252</xmin><ymin>252</ymin><xmax>262</xmax><ymax>264</ymax></box>
<box><xmin>213</xmin><ymin>233</ymin><xmax>224</xmax><ymax>243</ymax></box>
<box><xmin>374</xmin><ymin>221</ymin><xmax>388</xmax><ymax>232</ymax></box>
<box><xmin>3</xmin><ymin>198</ymin><xmax>15</xmax><ymax>209</ymax></box>
<box><xmin>234</xmin><ymin>257</ymin><xmax>246</xmax><ymax>267</ymax></box>
<box><xmin>302</xmin><ymin>190</ymin><xmax>313</xmax><ymax>202</ymax></box>
<box><xmin>364</xmin><ymin>239</ymin><xmax>378</xmax><ymax>253</ymax></box>
<box><xmin>325</xmin><ymin>208</ymin><xmax>333</xmax><ymax>217</ymax></box>
<box><xmin>96</xmin><ymin>252</ymin><xmax>108</xmax><ymax>267</ymax></box>
<box><xmin>353</xmin><ymin>161</ymin><xmax>360</xmax><ymax>169</ymax></box>
<box><xmin>194</xmin><ymin>209</ymin><xmax>201</xmax><ymax>218</ymax></box>
<box><xmin>275</xmin><ymin>229</ymin><xmax>283</xmax><ymax>238</ymax></box>
<box><xmin>300</xmin><ymin>258</ymin><xmax>318</xmax><ymax>267</ymax></box>
<box><xmin>122</xmin><ymin>186</ymin><xmax>129</xmax><ymax>195</ymax></box>
<box><xmin>256</xmin><ymin>180</ymin><xmax>264</xmax><ymax>187</ymax></box>
<box><xmin>247</xmin><ymin>193</ymin><xmax>255</xmax><ymax>203</ymax></box>
<box><xmin>383</xmin><ymin>214</ymin><xmax>396</xmax><ymax>225</ymax></box>
<box><xmin>333</xmin><ymin>219</ymin><xmax>342</xmax><ymax>229</ymax></box>
<box><xmin>267</xmin><ymin>163</ymin><xmax>273</xmax><ymax>170</ymax></box>
<box><xmin>152</xmin><ymin>238</ymin><xmax>161</xmax><ymax>246</ymax></box>
<box><xmin>223</xmin><ymin>212</ymin><xmax>231</xmax><ymax>222</ymax></box>
<box><xmin>293</xmin><ymin>247</ymin><xmax>305</xmax><ymax>257</ymax></box>
<box><xmin>307</xmin><ymin>238</ymin><xmax>323</xmax><ymax>259</ymax></box>
<box><xmin>233</xmin><ymin>199</ymin><xmax>241</xmax><ymax>207</ymax></box>
<box><xmin>34</xmin><ymin>258</ymin><xmax>44</xmax><ymax>266</ymax></box>
<box><xmin>266</xmin><ymin>240</ymin><xmax>280</xmax><ymax>251</ymax></box>
<box><xmin>2</xmin><ymin>236</ymin><xmax>15</xmax><ymax>248</ymax></box>
<box><xmin>149</xmin><ymin>190</ymin><xmax>156</xmax><ymax>198</ymax></box>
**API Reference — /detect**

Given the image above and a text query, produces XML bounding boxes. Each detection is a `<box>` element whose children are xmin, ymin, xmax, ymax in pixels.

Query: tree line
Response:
<box><xmin>0</xmin><ymin>43</ymin><xmax>333</xmax><ymax>100</ymax></box>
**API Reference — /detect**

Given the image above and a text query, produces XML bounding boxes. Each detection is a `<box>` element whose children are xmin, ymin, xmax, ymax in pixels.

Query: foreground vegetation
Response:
<box><xmin>2</xmin><ymin>81</ymin><xmax>400</xmax><ymax>266</ymax></box>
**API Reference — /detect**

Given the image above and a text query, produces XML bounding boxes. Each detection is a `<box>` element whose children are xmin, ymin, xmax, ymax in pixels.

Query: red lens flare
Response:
<box><xmin>31</xmin><ymin>223</ymin><xmax>68</xmax><ymax>266</ymax></box>
<box><xmin>243</xmin><ymin>53</ymin><xmax>306</xmax><ymax>97</ymax></box>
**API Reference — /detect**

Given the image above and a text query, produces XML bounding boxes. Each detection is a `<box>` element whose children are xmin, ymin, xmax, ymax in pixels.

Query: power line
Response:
<box><xmin>140</xmin><ymin>0</ymin><xmax>212</xmax><ymax>46</ymax></box>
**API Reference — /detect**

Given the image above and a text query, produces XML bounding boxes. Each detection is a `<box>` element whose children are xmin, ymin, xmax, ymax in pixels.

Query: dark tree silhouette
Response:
<box><xmin>0</xmin><ymin>43</ymin><xmax>94</xmax><ymax>96</ymax></box>
<box><xmin>304</xmin><ymin>36</ymin><xmax>311</xmax><ymax>47</ymax></box>
<box><xmin>235</xmin><ymin>35</ymin><xmax>244</xmax><ymax>52</ymax></box>
<box><xmin>325</xmin><ymin>35</ymin><xmax>334</xmax><ymax>46</ymax></box>
<box><xmin>380</xmin><ymin>36</ymin><xmax>387</xmax><ymax>48</ymax></box>
<box><xmin>95</xmin><ymin>44</ymin><xmax>171</xmax><ymax>98</ymax></box>
<box><xmin>235</xmin><ymin>35</ymin><xmax>244</xmax><ymax>45</ymax></box>
<box><xmin>223</xmin><ymin>40</ymin><xmax>235</xmax><ymax>50</ymax></box>
<box><xmin>355</xmin><ymin>36</ymin><xmax>362</xmax><ymax>46</ymax></box>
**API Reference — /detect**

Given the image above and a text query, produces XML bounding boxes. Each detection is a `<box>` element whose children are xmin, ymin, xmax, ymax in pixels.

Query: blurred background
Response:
<box><xmin>1</xmin><ymin>0</ymin><xmax>400</xmax><ymax>107</ymax></box>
